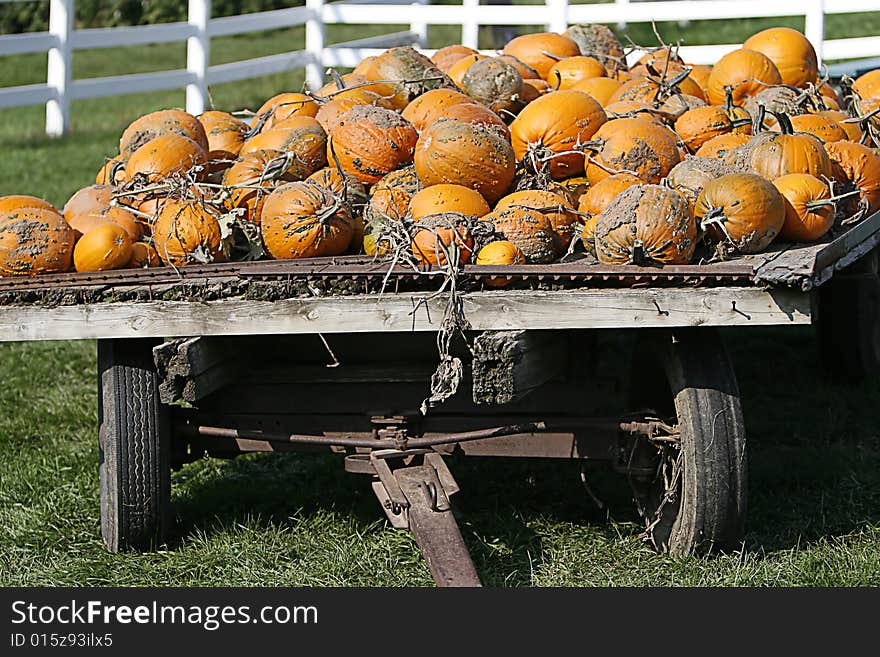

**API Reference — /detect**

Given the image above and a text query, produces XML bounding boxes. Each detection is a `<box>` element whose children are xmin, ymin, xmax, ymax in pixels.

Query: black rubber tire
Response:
<box><xmin>632</xmin><ymin>328</ymin><xmax>747</xmax><ymax>556</ymax></box>
<box><xmin>817</xmin><ymin>250</ymin><xmax>880</xmax><ymax>383</ymax></box>
<box><xmin>98</xmin><ymin>338</ymin><xmax>171</xmax><ymax>552</ymax></box>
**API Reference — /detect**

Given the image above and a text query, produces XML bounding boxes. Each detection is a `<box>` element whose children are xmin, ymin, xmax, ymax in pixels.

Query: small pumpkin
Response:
<box><xmin>401</xmin><ymin>89</ymin><xmax>473</xmax><ymax>133</ymax></box>
<box><xmin>694</xmin><ymin>173</ymin><xmax>785</xmax><ymax>254</ymax></box>
<box><xmin>814</xmin><ymin>109</ymin><xmax>863</xmax><ymax>142</ymax></box>
<box><xmin>198</xmin><ymin>110</ymin><xmax>250</xmax><ymax>160</ymax></box>
<box><xmin>238</xmin><ymin>116</ymin><xmax>327</xmax><ymax>176</ymax></box>
<box><xmin>447</xmin><ymin>54</ymin><xmax>488</xmax><ymax>88</ymax></box>
<box><xmin>119</xmin><ymin>109</ymin><xmax>208</xmax><ymax>161</ymax></box>
<box><xmin>411</xmin><ymin>213</ymin><xmax>475</xmax><ymax>266</ymax></box>
<box><xmin>476</xmin><ymin>240</ymin><xmax>526</xmax><ymax>287</ymax></box>
<box><xmin>364</xmin><ymin>187</ymin><xmax>411</xmax><ymax>225</ymax></box>
<box><xmin>502</xmin><ymin>32</ymin><xmax>581</xmax><ymax>79</ymax></box>
<box><xmin>789</xmin><ymin>114</ymin><xmax>848</xmax><ymax>144</ymax></box>
<box><xmin>96</xmin><ymin>157</ymin><xmax>126</xmax><ymax>186</ymax></box>
<box><xmin>498</xmin><ymin>55</ymin><xmax>541</xmax><ymax>81</ymax></box>
<box><xmin>223</xmin><ymin>149</ymin><xmax>303</xmax><ymax>224</ymax></box>
<box><xmin>578</xmin><ymin>172</ymin><xmax>642</xmax><ymax>218</ymax></box>
<box><xmin>772</xmin><ymin>173</ymin><xmax>835</xmax><ymax>242</ymax></box>
<box><xmin>694</xmin><ymin>133</ymin><xmax>751</xmax><ymax>159</ymax></box>
<box><xmin>594</xmin><ymin>184</ymin><xmax>697</xmax><ymax>265</ymax></box>
<box><xmin>125</xmin><ymin>134</ymin><xmax>207</xmax><ymax>183</ymax></box>
<box><xmin>546</xmin><ymin>56</ymin><xmax>607</xmax><ymax>90</ymax></box>
<box><xmin>306</xmin><ymin>166</ymin><xmax>369</xmax><ymax>211</ymax></box>
<box><xmin>706</xmin><ymin>49</ymin><xmax>782</xmax><ymax>106</ymax></box>
<box><xmin>409</xmin><ymin>184</ymin><xmax>490</xmax><ymax>221</ymax></box>
<box><xmin>260</xmin><ymin>182</ymin><xmax>354</xmax><ymax>259</ymax></box>
<box><xmin>852</xmin><ymin>69</ymin><xmax>880</xmax><ymax>101</ymax></box>
<box><xmin>73</xmin><ymin>223</ymin><xmax>133</xmax><ymax>272</ymax></box>
<box><xmin>327</xmin><ymin>106</ymin><xmax>418</xmax><ymax>185</ymax></box>
<box><xmin>0</xmin><ymin>207</ymin><xmax>75</xmax><ymax>275</ymax></box>
<box><xmin>153</xmin><ymin>198</ymin><xmax>224</xmax><ymax>266</ymax></box>
<box><xmin>824</xmin><ymin>140</ymin><xmax>880</xmax><ymax>215</ymax></box>
<box><xmin>584</xmin><ymin>117</ymin><xmax>682</xmax><ymax>185</ymax></box>
<box><xmin>128</xmin><ymin>241</ymin><xmax>161</xmax><ymax>268</ymax></box>
<box><xmin>742</xmin><ymin>27</ymin><xmax>818</xmax><ymax>89</ymax></box>
<box><xmin>570</xmin><ymin>76</ymin><xmax>622</xmax><ymax>106</ymax></box>
<box><xmin>495</xmin><ymin>189</ymin><xmax>579</xmax><ymax>250</ymax></box>
<box><xmin>372</xmin><ymin>165</ymin><xmax>422</xmax><ymax>196</ymax></box>
<box><xmin>674</xmin><ymin>105</ymin><xmax>751</xmax><ymax>153</ymax></box>
<box><xmin>254</xmin><ymin>93</ymin><xmax>319</xmax><ymax>131</ymax></box>
<box><xmin>485</xmin><ymin>206</ymin><xmax>558</xmax><ymax>263</ymax></box>
<box><xmin>414</xmin><ymin>120</ymin><xmax>516</xmax><ymax>204</ymax></box>
<box><xmin>432</xmin><ymin>45</ymin><xmax>479</xmax><ymax>73</ymax></box>
<box><xmin>510</xmin><ymin>90</ymin><xmax>607</xmax><ymax>179</ymax></box>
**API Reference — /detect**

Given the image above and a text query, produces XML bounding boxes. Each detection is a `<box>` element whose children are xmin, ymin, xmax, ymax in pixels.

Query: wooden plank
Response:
<box><xmin>153</xmin><ymin>337</ymin><xmax>242</xmax><ymax>405</ymax></box>
<box><xmin>472</xmin><ymin>331</ymin><xmax>566</xmax><ymax>406</ymax></box>
<box><xmin>0</xmin><ymin>286</ymin><xmax>811</xmax><ymax>343</ymax></box>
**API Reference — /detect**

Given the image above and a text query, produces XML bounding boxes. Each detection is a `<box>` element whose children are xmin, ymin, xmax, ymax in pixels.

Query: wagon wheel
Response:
<box><xmin>98</xmin><ymin>338</ymin><xmax>171</xmax><ymax>552</ymax></box>
<box><xmin>817</xmin><ymin>248</ymin><xmax>880</xmax><ymax>382</ymax></box>
<box><xmin>628</xmin><ymin>328</ymin><xmax>747</xmax><ymax>555</ymax></box>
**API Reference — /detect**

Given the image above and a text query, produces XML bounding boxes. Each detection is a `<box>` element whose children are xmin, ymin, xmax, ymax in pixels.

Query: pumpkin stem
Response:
<box><xmin>805</xmin><ymin>188</ymin><xmax>862</xmax><ymax>210</ymax></box>
<box><xmin>329</xmin><ymin>68</ymin><xmax>347</xmax><ymax>91</ymax></box>
<box><xmin>769</xmin><ymin>110</ymin><xmax>794</xmax><ymax>135</ymax></box>
<box><xmin>753</xmin><ymin>102</ymin><xmax>767</xmax><ymax>134</ymax></box>
<box><xmin>540</xmin><ymin>50</ymin><xmax>563</xmax><ymax>62</ymax></box>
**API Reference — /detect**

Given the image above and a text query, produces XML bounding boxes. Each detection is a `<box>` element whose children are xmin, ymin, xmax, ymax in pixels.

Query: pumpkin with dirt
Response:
<box><xmin>153</xmin><ymin>198</ymin><xmax>224</xmax><ymax>266</ymax></box>
<box><xmin>461</xmin><ymin>57</ymin><xmax>524</xmax><ymax>116</ymax></box>
<box><xmin>411</xmin><ymin>213</ymin><xmax>475</xmax><ymax>266</ymax></box>
<box><xmin>0</xmin><ymin>207</ymin><xmax>76</xmax><ymax>275</ymax></box>
<box><xmin>666</xmin><ymin>157</ymin><xmax>739</xmax><ymax>208</ymax></box>
<box><xmin>119</xmin><ymin>109</ymin><xmax>208</xmax><ymax>161</ymax></box>
<box><xmin>584</xmin><ymin>118</ymin><xmax>682</xmax><ymax>185</ymax></box>
<box><xmin>495</xmin><ymin>189</ymin><xmax>579</xmax><ymax>251</ymax></box>
<box><xmin>484</xmin><ymin>206</ymin><xmax>558</xmax><ymax>263</ymax></box>
<box><xmin>824</xmin><ymin>140</ymin><xmax>880</xmax><ymax>215</ymax></box>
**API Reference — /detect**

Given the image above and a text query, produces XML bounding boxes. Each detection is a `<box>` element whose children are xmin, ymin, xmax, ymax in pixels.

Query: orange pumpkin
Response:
<box><xmin>411</xmin><ymin>213</ymin><xmax>474</xmax><ymax>266</ymax></box>
<box><xmin>363</xmin><ymin>46</ymin><xmax>457</xmax><ymax>101</ymax></box>
<box><xmin>694</xmin><ymin>173</ymin><xmax>785</xmax><ymax>254</ymax></box>
<box><xmin>306</xmin><ymin>167</ymin><xmax>368</xmax><ymax>208</ymax></box>
<box><xmin>414</xmin><ymin>120</ymin><xmax>516</xmax><ymax>204</ymax></box>
<box><xmin>694</xmin><ymin>133</ymin><xmax>751</xmax><ymax>159</ymax></box>
<box><xmin>594</xmin><ymin>184</ymin><xmax>697</xmax><ymax>265</ymax></box>
<box><xmin>495</xmin><ymin>189</ymin><xmax>579</xmax><ymax>250</ymax></box>
<box><xmin>223</xmin><ymin>149</ymin><xmax>302</xmax><ymax>224</ymax></box>
<box><xmin>254</xmin><ymin>93</ymin><xmax>319</xmax><ymax>132</ymax></box>
<box><xmin>546</xmin><ymin>56</ymin><xmax>607</xmax><ymax>90</ymax></box>
<box><xmin>665</xmin><ymin>157</ymin><xmax>739</xmax><ymax>208</ymax></box>
<box><xmin>510</xmin><ymin>90</ymin><xmax>607</xmax><ymax>179</ymax></box>
<box><xmin>852</xmin><ymin>69</ymin><xmax>880</xmax><ymax>101</ymax></box>
<box><xmin>743</xmin><ymin>28</ymin><xmax>818</xmax><ymax>89</ymax></box>
<box><xmin>789</xmin><ymin>114</ymin><xmax>848</xmax><ymax>144</ymax></box>
<box><xmin>824</xmin><ymin>140</ymin><xmax>880</xmax><ymax>215</ymax></box>
<box><xmin>435</xmin><ymin>104</ymin><xmax>510</xmax><ymax>139</ymax></box>
<box><xmin>238</xmin><ymin>116</ymin><xmax>327</xmax><ymax>176</ymax></box>
<box><xmin>706</xmin><ymin>49</ymin><xmax>782</xmax><ymax>106</ymax></box>
<box><xmin>409</xmin><ymin>184</ymin><xmax>490</xmax><ymax>221</ymax></box>
<box><xmin>446</xmin><ymin>54</ymin><xmax>488</xmax><ymax>88</ymax></box>
<box><xmin>688</xmin><ymin>64</ymin><xmax>713</xmax><ymax>95</ymax></box>
<box><xmin>744</xmin><ymin>113</ymin><xmax>832</xmax><ymax>180</ymax></box>
<box><xmin>372</xmin><ymin>165</ymin><xmax>422</xmax><ymax>196</ymax></box>
<box><xmin>584</xmin><ymin>117</ymin><xmax>682</xmax><ymax>185</ymax></box>
<box><xmin>772</xmin><ymin>173</ymin><xmax>834</xmax><ymax>242</ymax></box>
<box><xmin>260</xmin><ymin>182</ymin><xmax>354</xmax><ymax>259</ymax></box>
<box><xmin>63</xmin><ymin>186</ymin><xmax>142</xmax><ymax>240</ymax></box>
<box><xmin>198</xmin><ymin>110</ymin><xmax>250</xmax><ymax>161</ymax></box>
<box><xmin>73</xmin><ymin>223</ymin><xmax>133</xmax><ymax>272</ymax></box>
<box><xmin>401</xmin><ymin>89</ymin><xmax>473</xmax><ymax>133</ymax></box>
<box><xmin>578</xmin><ymin>172</ymin><xmax>642</xmax><ymax>218</ymax></box>
<box><xmin>476</xmin><ymin>240</ymin><xmax>526</xmax><ymax>287</ymax></box>
<box><xmin>497</xmin><ymin>55</ymin><xmax>541</xmax><ymax>81</ymax></box>
<box><xmin>485</xmin><ymin>206</ymin><xmax>558</xmax><ymax>263</ymax></box>
<box><xmin>0</xmin><ymin>195</ymin><xmax>59</xmax><ymax>216</ymax></box>
<box><xmin>128</xmin><ymin>241</ymin><xmax>160</xmax><ymax>268</ymax></box>
<box><xmin>327</xmin><ymin>106</ymin><xmax>418</xmax><ymax>185</ymax></box>
<box><xmin>570</xmin><ymin>77</ymin><xmax>622</xmax><ymax>106</ymax></box>
<box><xmin>674</xmin><ymin>105</ymin><xmax>751</xmax><ymax>153</ymax></box>
<box><xmin>119</xmin><ymin>109</ymin><xmax>208</xmax><ymax>161</ymax></box>
<box><xmin>608</xmin><ymin>74</ymin><xmax>705</xmax><ymax>106</ymax></box>
<box><xmin>153</xmin><ymin>199</ymin><xmax>224</xmax><ymax>266</ymax></box>
<box><xmin>502</xmin><ymin>32</ymin><xmax>581</xmax><ymax>80</ymax></box>
<box><xmin>815</xmin><ymin>110</ymin><xmax>863</xmax><ymax>142</ymax></box>
<box><xmin>365</xmin><ymin>187</ymin><xmax>412</xmax><ymax>224</ymax></box>
<box><xmin>314</xmin><ymin>89</ymin><xmax>392</xmax><ymax>132</ymax></box>
<box><xmin>125</xmin><ymin>134</ymin><xmax>207</xmax><ymax>183</ymax></box>
<box><xmin>0</xmin><ymin>207</ymin><xmax>75</xmax><ymax>275</ymax></box>
<box><xmin>431</xmin><ymin>45</ymin><xmax>479</xmax><ymax>73</ymax></box>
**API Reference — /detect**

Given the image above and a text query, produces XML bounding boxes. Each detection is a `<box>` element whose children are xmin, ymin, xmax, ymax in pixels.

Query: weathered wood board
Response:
<box><xmin>0</xmin><ymin>286</ymin><xmax>811</xmax><ymax>343</ymax></box>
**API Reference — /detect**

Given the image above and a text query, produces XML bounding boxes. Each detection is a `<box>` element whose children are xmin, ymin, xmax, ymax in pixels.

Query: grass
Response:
<box><xmin>0</xmin><ymin>14</ymin><xmax>879</xmax><ymax>586</ymax></box>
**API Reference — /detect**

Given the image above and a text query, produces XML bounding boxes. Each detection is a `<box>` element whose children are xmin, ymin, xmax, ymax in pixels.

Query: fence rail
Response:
<box><xmin>0</xmin><ymin>0</ymin><xmax>877</xmax><ymax>137</ymax></box>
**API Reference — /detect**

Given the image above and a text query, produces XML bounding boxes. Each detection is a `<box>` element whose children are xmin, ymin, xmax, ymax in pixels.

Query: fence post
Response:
<box><xmin>615</xmin><ymin>0</ymin><xmax>629</xmax><ymax>31</ymax></box>
<box><xmin>45</xmin><ymin>0</ymin><xmax>73</xmax><ymax>137</ymax></box>
<box><xmin>411</xmin><ymin>0</ymin><xmax>428</xmax><ymax>48</ymax></box>
<box><xmin>546</xmin><ymin>0</ymin><xmax>567</xmax><ymax>34</ymax></box>
<box><xmin>186</xmin><ymin>0</ymin><xmax>210</xmax><ymax>115</ymax></box>
<box><xmin>461</xmin><ymin>0</ymin><xmax>479</xmax><ymax>50</ymax></box>
<box><xmin>804</xmin><ymin>0</ymin><xmax>825</xmax><ymax>67</ymax></box>
<box><xmin>306</xmin><ymin>0</ymin><xmax>326</xmax><ymax>90</ymax></box>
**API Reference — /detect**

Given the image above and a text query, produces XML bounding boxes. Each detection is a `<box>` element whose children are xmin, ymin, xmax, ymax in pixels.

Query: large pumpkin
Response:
<box><xmin>495</xmin><ymin>189</ymin><xmax>579</xmax><ymax>250</ymax></box>
<box><xmin>502</xmin><ymin>32</ymin><xmax>580</xmax><ymax>79</ymax></box>
<box><xmin>401</xmin><ymin>89</ymin><xmax>473</xmax><ymax>133</ymax></box>
<box><xmin>238</xmin><ymin>116</ymin><xmax>327</xmax><ymax>176</ymax></box>
<box><xmin>694</xmin><ymin>173</ymin><xmax>785</xmax><ymax>254</ymax></box>
<box><xmin>706</xmin><ymin>49</ymin><xmax>782</xmax><ymax>106</ymax></box>
<box><xmin>594</xmin><ymin>184</ymin><xmax>697</xmax><ymax>265</ymax></box>
<box><xmin>824</xmin><ymin>141</ymin><xmax>880</xmax><ymax>215</ymax></box>
<box><xmin>125</xmin><ymin>134</ymin><xmax>207</xmax><ymax>183</ymax></box>
<box><xmin>73</xmin><ymin>223</ymin><xmax>133</xmax><ymax>272</ymax></box>
<box><xmin>584</xmin><ymin>118</ymin><xmax>682</xmax><ymax>185</ymax></box>
<box><xmin>119</xmin><ymin>109</ymin><xmax>208</xmax><ymax>161</ymax></box>
<box><xmin>743</xmin><ymin>27</ymin><xmax>818</xmax><ymax>89</ymax></box>
<box><xmin>153</xmin><ymin>198</ymin><xmax>224</xmax><ymax>266</ymax></box>
<box><xmin>674</xmin><ymin>105</ymin><xmax>751</xmax><ymax>153</ymax></box>
<box><xmin>0</xmin><ymin>207</ymin><xmax>75</xmax><ymax>275</ymax></box>
<box><xmin>0</xmin><ymin>195</ymin><xmax>59</xmax><ymax>216</ymax></box>
<box><xmin>411</xmin><ymin>213</ymin><xmax>475</xmax><ymax>266</ymax></box>
<box><xmin>414</xmin><ymin>120</ymin><xmax>516</xmax><ymax>204</ymax></box>
<box><xmin>198</xmin><ymin>110</ymin><xmax>250</xmax><ymax>160</ymax></box>
<box><xmin>772</xmin><ymin>173</ymin><xmax>834</xmax><ymax>242</ymax></box>
<box><xmin>327</xmin><ymin>105</ymin><xmax>418</xmax><ymax>185</ymax></box>
<box><xmin>743</xmin><ymin>113</ymin><xmax>832</xmax><ymax>180</ymax></box>
<box><xmin>485</xmin><ymin>206</ymin><xmax>558</xmax><ymax>263</ymax></box>
<box><xmin>222</xmin><ymin>149</ymin><xmax>302</xmax><ymax>224</ymax></box>
<box><xmin>260</xmin><ymin>182</ymin><xmax>354</xmax><ymax>259</ymax></box>
<box><xmin>409</xmin><ymin>184</ymin><xmax>490</xmax><ymax>221</ymax></box>
<box><xmin>510</xmin><ymin>90</ymin><xmax>607</xmax><ymax>179</ymax></box>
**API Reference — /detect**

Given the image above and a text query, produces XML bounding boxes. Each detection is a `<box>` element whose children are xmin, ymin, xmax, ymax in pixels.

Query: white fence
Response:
<box><xmin>1</xmin><ymin>0</ymin><xmax>879</xmax><ymax>137</ymax></box>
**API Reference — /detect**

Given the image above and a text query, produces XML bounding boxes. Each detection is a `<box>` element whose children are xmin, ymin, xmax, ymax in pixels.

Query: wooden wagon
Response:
<box><xmin>2</xmin><ymin>210</ymin><xmax>879</xmax><ymax>586</ymax></box>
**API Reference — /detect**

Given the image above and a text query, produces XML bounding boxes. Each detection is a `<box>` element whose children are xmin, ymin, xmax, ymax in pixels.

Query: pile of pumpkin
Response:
<box><xmin>2</xmin><ymin>24</ymin><xmax>880</xmax><ymax>277</ymax></box>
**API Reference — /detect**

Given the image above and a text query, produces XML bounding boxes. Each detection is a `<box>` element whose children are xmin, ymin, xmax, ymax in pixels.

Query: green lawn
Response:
<box><xmin>1</xmin><ymin>16</ymin><xmax>879</xmax><ymax>586</ymax></box>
